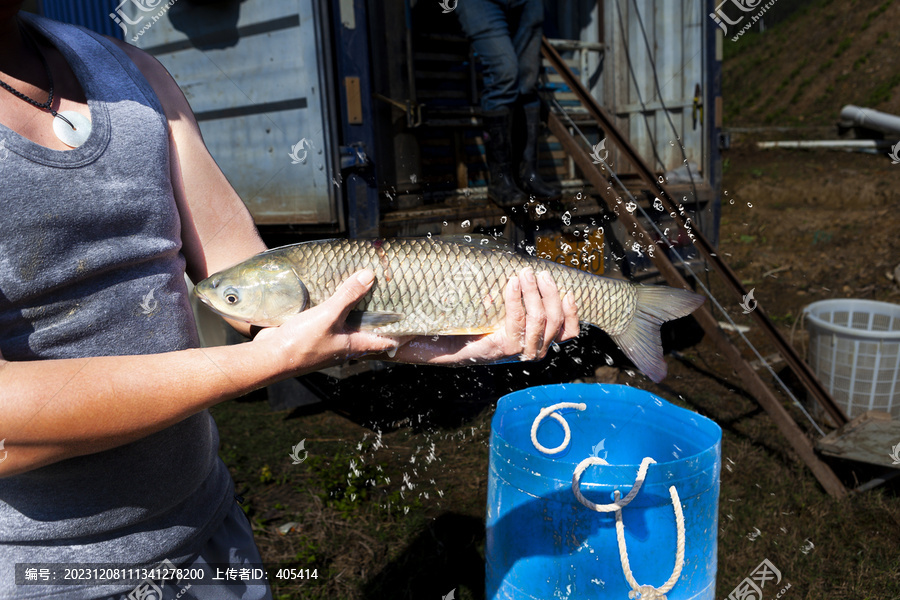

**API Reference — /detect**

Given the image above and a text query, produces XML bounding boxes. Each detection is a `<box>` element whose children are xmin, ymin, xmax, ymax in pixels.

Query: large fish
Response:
<box><xmin>194</xmin><ymin>237</ymin><xmax>704</xmax><ymax>382</ymax></box>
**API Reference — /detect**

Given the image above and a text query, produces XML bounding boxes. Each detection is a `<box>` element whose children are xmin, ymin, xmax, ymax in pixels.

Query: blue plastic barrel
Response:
<box><xmin>486</xmin><ymin>384</ymin><xmax>721</xmax><ymax>600</ymax></box>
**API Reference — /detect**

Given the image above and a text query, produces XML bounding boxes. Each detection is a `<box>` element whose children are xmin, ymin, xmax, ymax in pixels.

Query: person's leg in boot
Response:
<box><xmin>518</xmin><ymin>100</ymin><xmax>560</xmax><ymax>200</ymax></box>
<box><xmin>456</xmin><ymin>0</ymin><xmax>527</xmax><ymax>208</ymax></box>
<box><xmin>482</xmin><ymin>106</ymin><xmax>526</xmax><ymax>207</ymax></box>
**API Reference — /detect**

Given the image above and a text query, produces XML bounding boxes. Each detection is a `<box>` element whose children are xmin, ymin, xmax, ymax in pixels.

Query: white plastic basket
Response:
<box><xmin>804</xmin><ymin>299</ymin><xmax>900</xmax><ymax>419</ymax></box>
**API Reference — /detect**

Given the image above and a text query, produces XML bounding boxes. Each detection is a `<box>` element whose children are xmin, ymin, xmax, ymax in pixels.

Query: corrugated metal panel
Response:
<box><xmin>129</xmin><ymin>0</ymin><xmax>339</xmax><ymax>226</ymax></box>
<box><xmin>41</xmin><ymin>0</ymin><xmax>125</xmax><ymax>39</ymax></box>
<box><xmin>606</xmin><ymin>0</ymin><xmax>706</xmax><ymax>176</ymax></box>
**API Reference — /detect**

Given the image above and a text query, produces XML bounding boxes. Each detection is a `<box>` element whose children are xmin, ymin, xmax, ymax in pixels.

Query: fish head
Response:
<box><xmin>194</xmin><ymin>253</ymin><xmax>309</xmax><ymax>327</ymax></box>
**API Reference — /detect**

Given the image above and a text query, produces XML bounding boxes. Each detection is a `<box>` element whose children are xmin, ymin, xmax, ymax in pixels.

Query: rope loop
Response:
<box><xmin>615</xmin><ymin>485</ymin><xmax>685</xmax><ymax>600</ymax></box>
<box><xmin>530</xmin><ymin>402</ymin><xmax>587</xmax><ymax>455</ymax></box>
<box><xmin>571</xmin><ymin>456</ymin><xmax>656</xmax><ymax>512</ymax></box>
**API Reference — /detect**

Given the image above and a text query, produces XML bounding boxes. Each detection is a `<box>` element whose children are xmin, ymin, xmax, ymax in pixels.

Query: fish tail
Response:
<box><xmin>610</xmin><ymin>286</ymin><xmax>705</xmax><ymax>383</ymax></box>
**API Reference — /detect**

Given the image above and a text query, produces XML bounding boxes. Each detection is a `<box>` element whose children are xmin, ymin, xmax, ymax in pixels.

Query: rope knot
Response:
<box><xmin>628</xmin><ymin>585</ymin><xmax>667</xmax><ymax>600</ymax></box>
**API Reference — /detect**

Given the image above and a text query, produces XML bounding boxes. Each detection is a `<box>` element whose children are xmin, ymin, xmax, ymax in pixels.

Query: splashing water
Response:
<box><xmin>562</xmin><ymin>211</ymin><xmax>572</xmax><ymax>226</ymax></box>
<box><xmin>461</xmin><ymin>219</ymin><xmax>471</xmax><ymax>228</ymax></box>
<box><xmin>535</xmin><ymin>204</ymin><xmax>547</xmax><ymax>215</ymax></box>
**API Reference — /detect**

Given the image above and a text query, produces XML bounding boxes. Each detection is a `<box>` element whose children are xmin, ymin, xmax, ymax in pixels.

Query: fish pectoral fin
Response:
<box><xmin>347</xmin><ymin>311</ymin><xmax>405</xmax><ymax>330</ymax></box>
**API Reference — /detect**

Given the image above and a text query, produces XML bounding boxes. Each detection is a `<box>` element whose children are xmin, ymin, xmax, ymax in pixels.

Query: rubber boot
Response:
<box><xmin>518</xmin><ymin>102</ymin><xmax>560</xmax><ymax>200</ymax></box>
<box><xmin>482</xmin><ymin>108</ymin><xmax>527</xmax><ymax>208</ymax></box>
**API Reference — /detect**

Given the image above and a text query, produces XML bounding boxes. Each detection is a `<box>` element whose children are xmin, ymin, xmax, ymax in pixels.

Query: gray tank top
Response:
<box><xmin>0</xmin><ymin>14</ymin><xmax>233</xmax><ymax>599</ymax></box>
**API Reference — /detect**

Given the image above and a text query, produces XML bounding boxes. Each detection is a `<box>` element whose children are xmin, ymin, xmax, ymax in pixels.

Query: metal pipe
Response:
<box><xmin>757</xmin><ymin>140</ymin><xmax>896</xmax><ymax>150</ymax></box>
<box><xmin>840</xmin><ymin>104</ymin><xmax>900</xmax><ymax>135</ymax></box>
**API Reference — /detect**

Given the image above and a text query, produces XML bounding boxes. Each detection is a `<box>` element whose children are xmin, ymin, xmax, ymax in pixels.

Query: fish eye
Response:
<box><xmin>223</xmin><ymin>287</ymin><xmax>240</xmax><ymax>305</ymax></box>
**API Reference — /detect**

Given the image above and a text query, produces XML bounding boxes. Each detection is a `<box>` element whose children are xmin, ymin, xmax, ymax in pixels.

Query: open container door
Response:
<box><xmin>127</xmin><ymin>0</ymin><xmax>343</xmax><ymax>231</ymax></box>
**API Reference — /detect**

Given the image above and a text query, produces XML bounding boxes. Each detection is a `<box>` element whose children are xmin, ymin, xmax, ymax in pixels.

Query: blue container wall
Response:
<box><xmin>487</xmin><ymin>384</ymin><xmax>722</xmax><ymax>600</ymax></box>
<box><xmin>41</xmin><ymin>0</ymin><xmax>124</xmax><ymax>39</ymax></box>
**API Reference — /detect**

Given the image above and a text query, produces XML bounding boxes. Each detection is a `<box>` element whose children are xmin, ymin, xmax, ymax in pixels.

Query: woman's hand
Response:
<box><xmin>383</xmin><ymin>267</ymin><xmax>580</xmax><ymax>365</ymax></box>
<box><xmin>253</xmin><ymin>269</ymin><xmax>401</xmax><ymax>376</ymax></box>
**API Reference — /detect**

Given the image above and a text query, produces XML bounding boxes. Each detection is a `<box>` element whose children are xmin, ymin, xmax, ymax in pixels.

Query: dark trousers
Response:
<box><xmin>456</xmin><ymin>0</ymin><xmax>545</xmax><ymax>112</ymax></box>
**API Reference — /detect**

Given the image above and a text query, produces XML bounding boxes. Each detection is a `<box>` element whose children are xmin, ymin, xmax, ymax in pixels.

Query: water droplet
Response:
<box><xmin>658</xmin><ymin>176</ymin><xmax>665</xmax><ymax>183</ymax></box>
<box><xmin>525</xmin><ymin>245</ymin><xmax>535</xmax><ymax>255</ymax></box>
<box><xmin>625</xmin><ymin>201</ymin><xmax>637</xmax><ymax>213</ymax></box>
<box><xmin>461</xmin><ymin>219</ymin><xmax>471</xmax><ymax>228</ymax></box>
<box><xmin>464</xmin><ymin>235</ymin><xmax>472</xmax><ymax>242</ymax></box>
<box><xmin>535</xmin><ymin>204</ymin><xmax>547</xmax><ymax>215</ymax></box>
<box><xmin>747</xmin><ymin>202</ymin><xmax>753</xmax><ymax>208</ymax></box>
<box><xmin>500</xmin><ymin>216</ymin><xmax>508</xmax><ymax>224</ymax></box>
<box><xmin>562</xmin><ymin>211</ymin><xmax>572</xmax><ymax>226</ymax></box>
<box><xmin>729</xmin><ymin>199</ymin><xmax>734</xmax><ymax>205</ymax></box>
<box><xmin>576</xmin><ymin>192</ymin><xmax>583</xmax><ymax>200</ymax></box>
<box><xmin>669</xmin><ymin>140</ymin><xmax>675</xmax><ymax>146</ymax></box>
<box><xmin>410</xmin><ymin>173</ymin><xmax>417</xmax><ymax>184</ymax></box>
<box><xmin>442</xmin><ymin>221</ymin><xmax>448</xmax><ymax>226</ymax></box>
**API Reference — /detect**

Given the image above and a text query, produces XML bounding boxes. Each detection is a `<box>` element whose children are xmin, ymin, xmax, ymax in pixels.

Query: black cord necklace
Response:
<box><xmin>0</xmin><ymin>25</ymin><xmax>92</xmax><ymax>147</ymax></box>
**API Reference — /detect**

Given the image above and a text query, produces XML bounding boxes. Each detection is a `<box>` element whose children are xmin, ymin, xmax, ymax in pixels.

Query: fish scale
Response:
<box><xmin>194</xmin><ymin>237</ymin><xmax>705</xmax><ymax>382</ymax></box>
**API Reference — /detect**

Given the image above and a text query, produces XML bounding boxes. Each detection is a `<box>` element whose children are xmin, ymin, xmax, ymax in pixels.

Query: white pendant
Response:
<box><xmin>52</xmin><ymin>111</ymin><xmax>92</xmax><ymax>148</ymax></box>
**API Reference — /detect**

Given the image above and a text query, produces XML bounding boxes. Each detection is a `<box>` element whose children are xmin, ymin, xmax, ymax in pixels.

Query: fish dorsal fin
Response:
<box><xmin>346</xmin><ymin>311</ymin><xmax>405</xmax><ymax>330</ymax></box>
<box><xmin>434</xmin><ymin>234</ymin><xmax>513</xmax><ymax>251</ymax></box>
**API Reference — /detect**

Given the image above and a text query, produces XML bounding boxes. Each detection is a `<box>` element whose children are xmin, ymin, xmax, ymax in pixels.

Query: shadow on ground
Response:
<box><xmin>361</xmin><ymin>512</ymin><xmax>486</xmax><ymax>600</ymax></box>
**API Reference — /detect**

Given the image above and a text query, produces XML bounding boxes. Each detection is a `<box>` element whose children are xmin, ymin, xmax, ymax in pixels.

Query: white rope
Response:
<box><xmin>530</xmin><ymin>402</ymin><xmax>587</xmax><ymax>454</ymax></box>
<box><xmin>571</xmin><ymin>456</ymin><xmax>656</xmax><ymax>512</ymax></box>
<box><xmin>571</xmin><ymin>456</ymin><xmax>685</xmax><ymax>599</ymax></box>
<box><xmin>614</xmin><ymin>486</ymin><xmax>685</xmax><ymax>600</ymax></box>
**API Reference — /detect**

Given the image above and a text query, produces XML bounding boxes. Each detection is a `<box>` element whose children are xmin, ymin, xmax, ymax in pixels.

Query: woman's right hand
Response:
<box><xmin>252</xmin><ymin>269</ymin><xmax>402</xmax><ymax>376</ymax></box>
